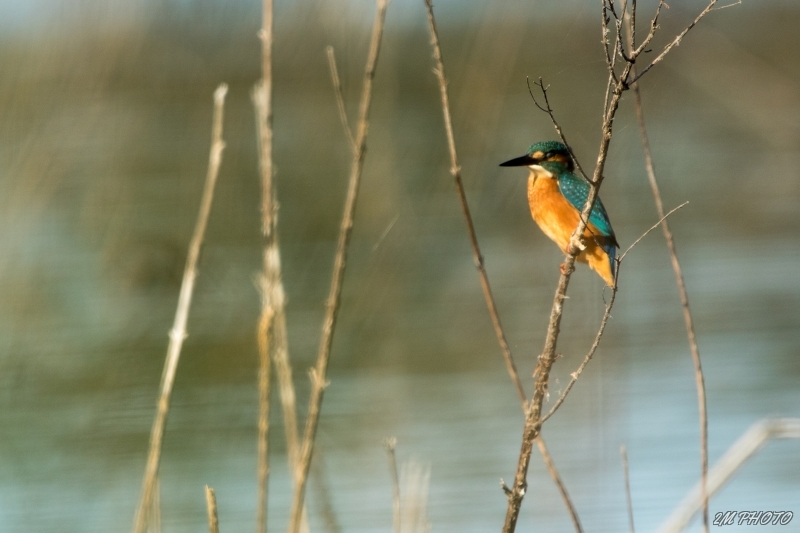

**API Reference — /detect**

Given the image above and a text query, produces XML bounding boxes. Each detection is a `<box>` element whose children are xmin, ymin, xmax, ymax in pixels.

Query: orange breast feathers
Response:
<box><xmin>527</xmin><ymin>173</ymin><xmax>615</xmax><ymax>286</ymax></box>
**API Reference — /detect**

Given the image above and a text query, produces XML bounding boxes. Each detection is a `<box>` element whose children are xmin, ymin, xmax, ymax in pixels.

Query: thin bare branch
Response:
<box><xmin>527</xmin><ymin>77</ymin><xmax>590</xmax><ymax>182</ymax></box>
<box><xmin>621</xmin><ymin>446</ymin><xmax>635</xmax><ymax>533</ymax></box>
<box><xmin>631</xmin><ymin>0</ymin><xmax>719</xmax><ymax>84</ymax></box>
<box><xmin>601</xmin><ymin>0</ymin><xmax>620</xmax><ymax>89</ymax></box>
<box><xmin>424</xmin><ymin>0</ymin><xmax>525</xmax><ymax>407</ymax></box>
<box><xmin>500</xmin><ymin>0</ymin><xmax>727</xmax><ymax>529</ymax></box>
<box><xmin>620</xmin><ymin>202</ymin><xmax>688</xmax><ymax>261</ymax></box>
<box><xmin>326</xmin><ymin>46</ymin><xmax>357</xmax><ymax>152</ymax></box>
<box><xmin>206</xmin><ymin>486</ymin><xmax>220</xmax><ymax>533</ymax></box>
<box><xmin>132</xmin><ymin>84</ymin><xmax>228</xmax><ymax>533</ymax></box>
<box><xmin>711</xmin><ymin>1</ymin><xmax>741</xmax><ymax>11</ymax></box>
<box><xmin>632</xmin><ymin>0</ymin><xmax>666</xmax><ymax>59</ymax></box>
<box><xmin>539</xmin><ymin>285</ymin><xmax>615</xmax><ymax>426</ymax></box>
<box><xmin>540</xmin><ymin>201</ymin><xmax>685</xmax><ymax>424</ymax></box>
<box><xmin>425</xmin><ymin>3</ymin><xmax>585</xmax><ymax>528</ymax></box>
<box><xmin>502</xmin><ymin>56</ymin><xmax>632</xmax><ymax>532</ymax></box>
<box><xmin>286</xmin><ymin>3</ymin><xmax>389</xmax><ymax>532</ymax></box>
<box><xmin>629</xmin><ymin>56</ymin><xmax>709</xmax><ymax>532</ymax></box>
<box><xmin>384</xmin><ymin>438</ymin><xmax>402</xmax><ymax>533</ymax></box>
<box><xmin>536</xmin><ymin>437</ymin><xmax>584</xmax><ymax>533</ymax></box>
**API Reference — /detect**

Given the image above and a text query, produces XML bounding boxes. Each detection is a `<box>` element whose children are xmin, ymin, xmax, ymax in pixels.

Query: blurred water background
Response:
<box><xmin>1</xmin><ymin>0</ymin><xmax>799</xmax><ymax>531</ymax></box>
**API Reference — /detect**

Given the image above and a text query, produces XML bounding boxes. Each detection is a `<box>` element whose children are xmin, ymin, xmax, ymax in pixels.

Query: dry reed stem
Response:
<box><xmin>621</xmin><ymin>446</ymin><xmax>635</xmax><ymax>533</ymax></box>
<box><xmin>256</xmin><ymin>307</ymin><xmax>274</xmax><ymax>533</ymax></box>
<box><xmin>254</xmin><ymin>0</ymin><xmax>309</xmax><ymax>528</ymax></box>
<box><xmin>629</xmin><ymin>66</ymin><xmax>709</xmax><ymax>533</ymax></box>
<box><xmin>253</xmin><ymin>1</ymin><xmax>299</xmax><ymax>531</ymax></box>
<box><xmin>255</xmin><ymin>13</ymin><xmax>300</xmax><ymax>473</ymax></box>
<box><xmin>206</xmin><ymin>485</ymin><xmax>221</xmax><ymax>533</ymax></box>
<box><xmin>131</xmin><ymin>83</ymin><xmax>228</xmax><ymax>533</ymax></box>
<box><xmin>384</xmin><ymin>438</ymin><xmax>402</xmax><ymax>533</ymax></box>
<box><xmin>658</xmin><ymin>418</ymin><xmax>800</xmax><ymax>533</ymax></box>
<box><xmin>502</xmin><ymin>1</ymin><xmax>720</xmax><ymax>529</ymax></box>
<box><xmin>286</xmin><ymin>2</ymin><xmax>389</xmax><ymax>531</ymax></box>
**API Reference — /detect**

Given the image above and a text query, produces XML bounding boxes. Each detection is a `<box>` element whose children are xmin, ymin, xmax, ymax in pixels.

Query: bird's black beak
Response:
<box><xmin>499</xmin><ymin>154</ymin><xmax>537</xmax><ymax>167</ymax></box>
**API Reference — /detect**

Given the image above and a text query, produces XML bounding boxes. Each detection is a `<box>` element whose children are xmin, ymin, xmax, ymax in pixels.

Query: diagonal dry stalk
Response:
<box><xmin>501</xmin><ymin>1</ymin><xmax>720</xmax><ymax>530</ymax></box>
<box><xmin>286</xmin><ymin>2</ymin><xmax>389</xmax><ymax>532</ymax></box>
<box><xmin>422</xmin><ymin>1</ymin><xmax>583</xmax><ymax>529</ymax></box>
<box><xmin>131</xmin><ymin>84</ymin><xmax>228</xmax><ymax>533</ymax></box>
<box><xmin>658</xmin><ymin>418</ymin><xmax>800</xmax><ymax>533</ymax></box>
<box><xmin>423</xmin><ymin>0</ymin><xmax>525</xmax><ymax>406</ymax></box>
<box><xmin>534</xmin><ymin>437</ymin><xmax>583</xmax><ymax>533</ymax></box>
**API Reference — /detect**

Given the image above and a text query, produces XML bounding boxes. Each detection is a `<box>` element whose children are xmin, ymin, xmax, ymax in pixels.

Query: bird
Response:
<box><xmin>500</xmin><ymin>140</ymin><xmax>618</xmax><ymax>287</ymax></box>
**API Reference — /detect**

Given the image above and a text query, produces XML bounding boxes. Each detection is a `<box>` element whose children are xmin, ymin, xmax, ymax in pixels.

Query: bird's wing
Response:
<box><xmin>556</xmin><ymin>172</ymin><xmax>618</xmax><ymax>247</ymax></box>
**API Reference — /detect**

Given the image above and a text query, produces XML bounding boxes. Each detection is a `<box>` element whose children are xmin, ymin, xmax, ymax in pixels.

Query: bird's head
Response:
<box><xmin>499</xmin><ymin>140</ymin><xmax>574</xmax><ymax>174</ymax></box>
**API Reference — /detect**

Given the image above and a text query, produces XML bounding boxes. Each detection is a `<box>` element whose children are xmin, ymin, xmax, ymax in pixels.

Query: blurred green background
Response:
<box><xmin>1</xmin><ymin>0</ymin><xmax>799</xmax><ymax>531</ymax></box>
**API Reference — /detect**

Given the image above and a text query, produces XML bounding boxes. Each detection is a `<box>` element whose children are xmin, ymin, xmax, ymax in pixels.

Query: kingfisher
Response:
<box><xmin>500</xmin><ymin>141</ymin><xmax>618</xmax><ymax>287</ymax></box>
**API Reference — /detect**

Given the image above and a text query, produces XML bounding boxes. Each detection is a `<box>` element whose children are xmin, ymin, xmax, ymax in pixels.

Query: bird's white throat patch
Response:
<box><xmin>528</xmin><ymin>164</ymin><xmax>555</xmax><ymax>178</ymax></box>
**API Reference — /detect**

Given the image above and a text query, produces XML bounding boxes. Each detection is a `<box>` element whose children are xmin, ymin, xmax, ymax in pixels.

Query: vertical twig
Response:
<box><xmin>630</xmin><ymin>72</ymin><xmax>709</xmax><ymax>533</ymax></box>
<box><xmin>131</xmin><ymin>84</ymin><xmax>228</xmax><ymax>533</ymax></box>
<box><xmin>621</xmin><ymin>446</ymin><xmax>635</xmax><ymax>533</ymax></box>
<box><xmin>623</xmin><ymin>10</ymin><xmax>709</xmax><ymax>531</ymax></box>
<box><xmin>384</xmin><ymin>438</ymin><xmax>402</xmax><ymax>533</ymax></box>
<box><xmin>206</xmin><ymin>485</ymin><xmax>221</xmax><ymax>533</ymax></box>
<box><xmin>252</xmin><ymin>2</ymin><xmax>285</xmax><ymax>532</ymax></box>
<box><xmin>286</xmin><ymin>2</ymin><xmax>389</xmax><ymax>532</ymax></box>
<box><xmin>253</xmin><ymin>0</ymin><xmax>308</xmax><ymax>530</ymax></box>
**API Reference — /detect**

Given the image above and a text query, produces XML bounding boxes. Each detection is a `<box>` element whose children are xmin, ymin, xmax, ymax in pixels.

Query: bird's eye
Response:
<box><xmin>545</xmin><ymin>151</ymin><xmax>554</xmax><ymax>159</ymax></box>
